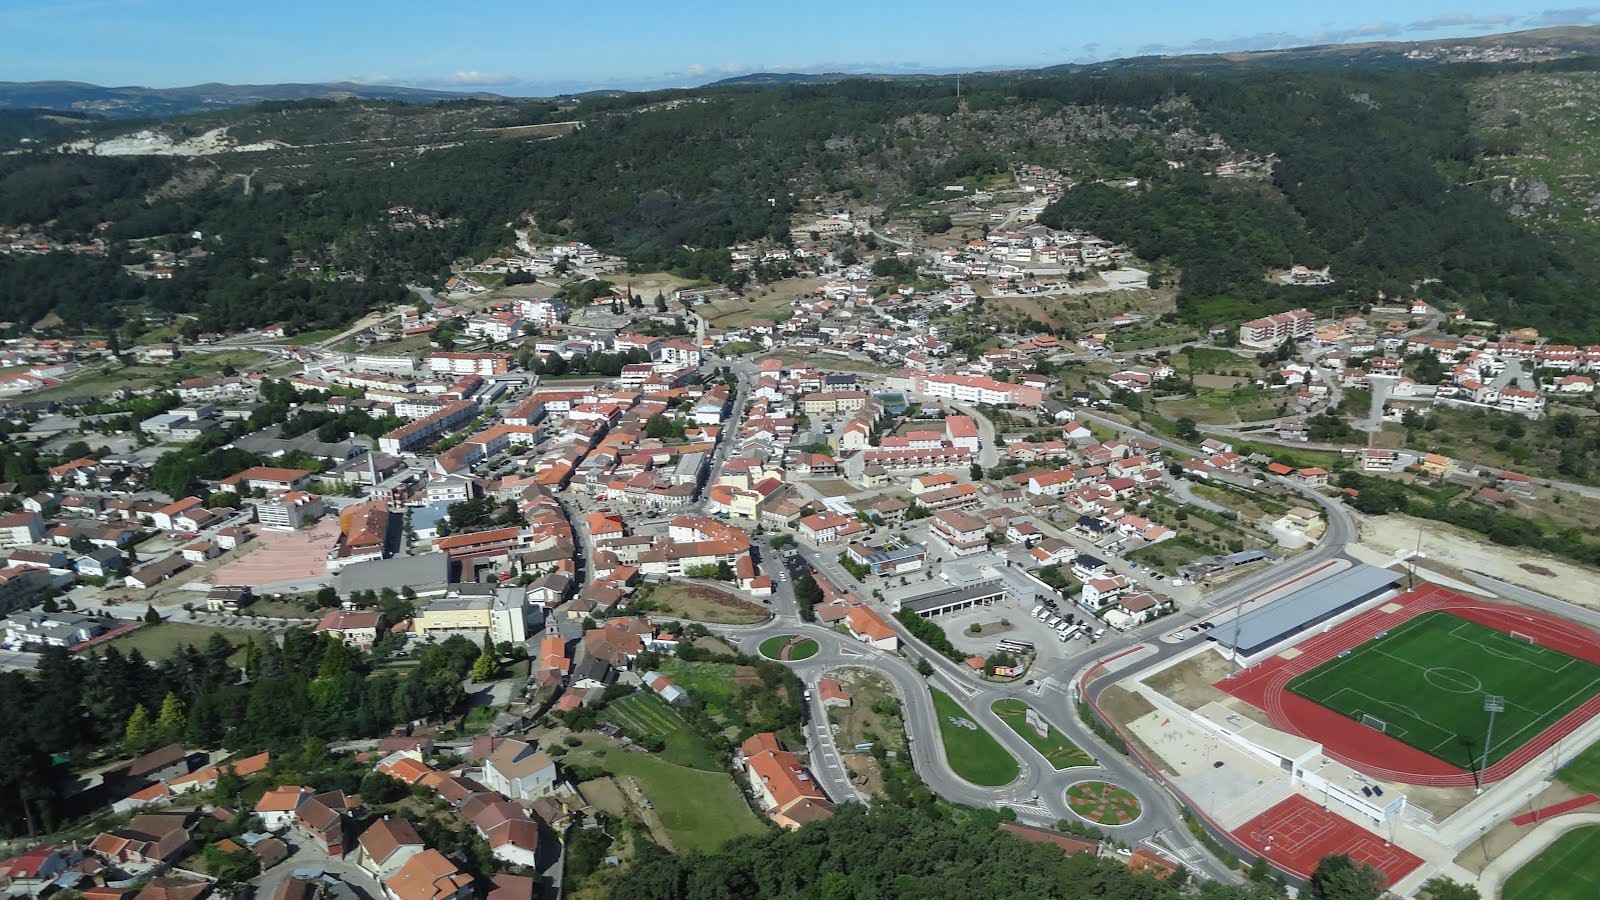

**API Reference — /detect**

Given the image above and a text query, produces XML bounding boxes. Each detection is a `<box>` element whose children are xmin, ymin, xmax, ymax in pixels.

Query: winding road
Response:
<box><xmin>702</xmin><ymin>360</ymin><xmax>1366</xmax><ymax>882</ymax></box>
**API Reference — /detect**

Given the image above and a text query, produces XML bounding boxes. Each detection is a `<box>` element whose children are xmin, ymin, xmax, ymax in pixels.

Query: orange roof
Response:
<box><xmin>222</xmin><ymin>466</ymin><xmax>309</xmax><ymax>486</ymax></box>
<box><xmin>378</xmin><ymin>756</ymin><xmax>435</xmax><ymax>785</ymax></box>
<box><xmin>844</xmin><ymin>606</ymin><xmax>895</xmax><ymax>642</ymax></box>
<box><xmin>739</xmin><ymin>732</ymin><xmax>782</xmax><ymax>758</ymax></box>
<box><xmin>255</xmin><ymin>785</ymin><xmax>310</xmax><ymax>813</ymax></box>
<box><xmin>384</xmin><ymin>849</ymin><xmax>474</xmax><ymax>900</ymax></box>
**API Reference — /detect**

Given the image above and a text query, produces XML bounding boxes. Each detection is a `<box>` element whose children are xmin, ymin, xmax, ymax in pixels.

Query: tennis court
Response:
<box><xmin>1287</xmin><ymin>611</ymin><xmax>1600</xmax><ymax>771</ymax></box>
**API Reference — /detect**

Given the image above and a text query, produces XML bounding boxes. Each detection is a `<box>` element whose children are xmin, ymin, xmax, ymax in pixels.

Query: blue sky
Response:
<box><xmin>4</xmin><ymin>1</ymin><xmax>1599</xmax><ymax>94</ymax></box>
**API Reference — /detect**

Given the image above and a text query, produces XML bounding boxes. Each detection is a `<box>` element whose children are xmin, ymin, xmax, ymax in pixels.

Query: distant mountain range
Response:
<box><xmin>11</xmin><ymin>25</ymin><xmax>1600</xmax><ymax>118</ymax></box>
<box><xmin>712</xmin><ymin>25</ymin><xmax>1600</xmax><ymax>85</ymax></box>
<box><xmin>0</xmin><ymin>80</ymin><xmax>504</xmax><ymax>118</ymax></box>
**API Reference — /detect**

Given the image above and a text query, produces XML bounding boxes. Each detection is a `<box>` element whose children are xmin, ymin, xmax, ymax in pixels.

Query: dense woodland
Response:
<box><xmin>7</xmin><ymin>59</ymin><xmax>1600</xmax><ymax>338</ymax></box>
<box><xmin>603</xmin><ymin>802</ymin><xmax>1448</xmax><ymax>900</ymax></box>
<box><xmin>0</xmin><ymin>626</ymin><xmax>475</xmax><ymax>837</ymax></box>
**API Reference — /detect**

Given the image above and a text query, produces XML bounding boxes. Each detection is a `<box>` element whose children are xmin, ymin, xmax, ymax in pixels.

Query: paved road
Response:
<box><xmin>731</xmin><ymin>537</ymin><xmax>1241</xmax><ymax>882</ymax></box>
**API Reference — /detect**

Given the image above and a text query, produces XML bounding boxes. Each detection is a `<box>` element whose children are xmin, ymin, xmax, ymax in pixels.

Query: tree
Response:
<box><xmin>970</xmin><ymin>463</ymin><xmax>984</xmax><ymax>482</ymax></box>
<box><xmin>915</xmin><ymin>658</ymin><xmax>934</xmax><ymax>677</ymax></box>
<box><xmin>471</xmin><ymin>649</ymin><xmax>497</xmax><ymax>683</ymax></box>
<box><xmin>315</xmin><ymin>586</ymin><xmax>339</xmax><ymax>608</ymax></box>
<box><xmin>40</xmin><ymin>596</ymin><xmax>59</xmax><ymax>613</ymax></box>
<box><xmin>143</xmin><ymin>605</ymin><xmax>161</xmax><ymax>625</ymax></box>
<box><xmin>1176</xmin><ymin>417</ymin><xmax>1199</xmax><ymax>440</ymax></box>
<box><xmin>124</xmin><ymin>703</ymin><xmax>152</xmax><ymax>752</ymax></box>
<box><xmin>1304</xmin><ymin>854</ymin><xmax>1384</xmax><ymax>900</ymax></box>
<box><xmin>1417</xmin><ymin>876</ymin><xmax>1479</xmax><ymax>900</ymax></box>
<box><xmin>155</xmin><ymin>691</ymin><xmax>186</xmax><ymax>743</ymax></box>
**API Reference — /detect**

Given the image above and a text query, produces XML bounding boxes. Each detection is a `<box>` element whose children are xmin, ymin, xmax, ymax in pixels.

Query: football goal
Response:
<box><xmin>1509</xmin><ymin>631</ymin><xmax>1538</xmax><ymax>645</ymax></box>
<box><xmin>1360</xmin><ymin>713</ymin><xmax>1388</xmax><ymax>733</ymax></box>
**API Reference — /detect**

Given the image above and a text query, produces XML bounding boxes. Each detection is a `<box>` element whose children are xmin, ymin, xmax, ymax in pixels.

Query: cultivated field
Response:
<box><xmin>599</xmin><ymin>692</ymin><xmax>719</xmax><ymax>771</ymax></box>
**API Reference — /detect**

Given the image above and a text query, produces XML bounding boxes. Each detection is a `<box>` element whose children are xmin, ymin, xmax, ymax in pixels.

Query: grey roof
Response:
<box><xmin>899</xmin><ymin>580</ymin><xmax>1007</xmax><ymax>614</ymax></box>
<box><xmin>1225</xmin><ymin>549</ymin><xmax>1274</xmax><ymax>565</ymax></box>
<box><xmin>335</xmin><ymin>552</ymin><xmax>450</xmax><ymax>595</ymax></box>
<box><xmin>1213</xmin><ymin>564</ymin><xmax>1401</xmax><ymax>655</ymax></box>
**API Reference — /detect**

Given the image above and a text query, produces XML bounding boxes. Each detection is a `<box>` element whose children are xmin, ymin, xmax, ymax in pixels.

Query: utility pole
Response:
<box><xmin>1477</xmin><ymin>695</ymin><xmax>1505</xmax><ymax>794</ymax></box>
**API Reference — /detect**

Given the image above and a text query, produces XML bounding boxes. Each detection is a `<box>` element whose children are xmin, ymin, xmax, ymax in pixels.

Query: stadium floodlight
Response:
<box><xmin>1476</xmin><ymin>695</ymin><xmax>1505</xmax><ymax>794</ymax></box>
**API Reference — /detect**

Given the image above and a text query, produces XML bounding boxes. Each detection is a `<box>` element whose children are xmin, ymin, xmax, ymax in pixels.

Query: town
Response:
<box><xmin>11</xmin><ymin>22</ymin><xmax>1600</xmax><ymax>900</ymax></box>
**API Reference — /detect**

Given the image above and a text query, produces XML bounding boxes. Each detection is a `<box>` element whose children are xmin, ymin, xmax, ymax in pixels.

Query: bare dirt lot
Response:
<box><xmin>832</xmin><ymin>667</ymin><xmax>906</xmax><ymax>797</ymax></box>
<box><xmin>1356</xmin><ymin>511</ymin><xmax>1600</xmax><ymax>612</ymax></box>
<box><xmin>1143</xmin><ymin>650</ymin><xmax>1268</xmax><ymax>723</ymax></box>
<box><xmin>640</xmin><ymin>582</ymin><xmax>770</xmax><ymax>625</ymax></box>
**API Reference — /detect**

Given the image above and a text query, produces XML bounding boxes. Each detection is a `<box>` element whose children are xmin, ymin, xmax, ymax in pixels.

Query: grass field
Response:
<box><xmin>567</xmin><ymin>737</ymin><xmax>764</xmax><ymax>853</ymax></box>
<box><xmin>991</xmin><ymin>700</ymin><xmax>1094</xmax><ymax>769</ymax></box>
<box><xmin>1502</xmin><ymin>824</ymin><xmax>1600</xmax><ymax>900</ymax></box>
<box><xmin>759</xmin><ymin>635</ymin><xmax>818</xmax><ymax>660</ymax></box>
<box><xmin>94</xmin><ymin>622</ymin><xmax>271</xmax><ymax>667</ymax></box>
<box><xmin>599</xmin><ymin>692</ymin><xmax>720</xmax><ymax>771</ymax></box>
<box><xmin>1287</xmin><ymin>611</ymin><xmax>1600</xmax><ymax>770</ymax></box>
<box><xmin>930</xmin><ymin>688</ymin><xmax>1019</xmax><ymax>786</ymax></box>
<box><xmin>1556</xmin><ymin>740</ymin><xmax>1600</xmax><ymax>794</ymax></box>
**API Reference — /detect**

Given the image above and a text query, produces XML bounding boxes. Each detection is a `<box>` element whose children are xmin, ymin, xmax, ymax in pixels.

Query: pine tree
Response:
<box><xmin>124</xmin><ymin>703</ymin><xmax>152</xmax><ymax>752</ymax></box>
<box><xmin>471</xmin><ymin>650</ymin><xmax>496</xmax><ymax>683</ymax></box>
<box><xmin>143</xmin><ymin>605</ymin><xmax>160</xmax><ymax>625</ymax></box>
<box><xmin>155</xmin><ymin>692</ymin><xmax>185</xmax><ymax>743</ymax></box>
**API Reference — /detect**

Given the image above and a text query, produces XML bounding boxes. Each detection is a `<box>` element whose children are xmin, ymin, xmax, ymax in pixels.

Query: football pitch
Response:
<box><xmin>1286</xmin><ymin>611</ymin><xmax>1600</xmax><ymax>771</ymax></box>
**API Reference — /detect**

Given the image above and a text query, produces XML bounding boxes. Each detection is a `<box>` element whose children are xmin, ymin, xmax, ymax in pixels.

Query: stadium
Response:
<box><xmin>1219</xmin><ymin>581</ymin><xmax>1600</xmax><ymax>787</ymax></box>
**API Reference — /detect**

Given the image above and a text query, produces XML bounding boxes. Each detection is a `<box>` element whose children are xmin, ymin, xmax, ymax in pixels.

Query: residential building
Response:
<box><xmin>738</xmin><ymin>733</ymin><xmax>834</xmax><ymax>830</ymax></box>
<box><xmin>482</xmin><ymin>739</ymin><xmax>558</xmax><ymax>801</ymax></box>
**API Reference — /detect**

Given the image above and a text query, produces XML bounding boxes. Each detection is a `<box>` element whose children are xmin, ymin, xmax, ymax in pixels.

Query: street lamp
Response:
<box><xmin>1477</xmin><ymin>695</ymin><xmax>1505</xmax><ymax>794</ymax></box>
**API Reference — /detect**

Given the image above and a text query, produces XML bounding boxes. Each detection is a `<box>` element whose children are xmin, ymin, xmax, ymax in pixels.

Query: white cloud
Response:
<box><xmin>1523</xmin><ymin>6</ymin><xmax>1600</xmax><ymax>26</ymax></box>
<box><xmin>1409</xmin><ymin>12</ymin><xmax>1516</xmax><ymax>30</ymax></box>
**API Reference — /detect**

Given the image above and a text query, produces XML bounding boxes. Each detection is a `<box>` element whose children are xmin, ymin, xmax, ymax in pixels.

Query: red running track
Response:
<box><xmin>1233</xmin><ymin>795</ymin><xmax>1422</xmax><ymax>887</ymax></box>
<box><xmin>1510</xmin><ymin>793</ymin><xmax>1600</xmax><ymax>826</ymax></box>
<box><xmin>1217</xmin><ymin>584</ymin><xmax>1600</xmax><ymax>787</ymax></box>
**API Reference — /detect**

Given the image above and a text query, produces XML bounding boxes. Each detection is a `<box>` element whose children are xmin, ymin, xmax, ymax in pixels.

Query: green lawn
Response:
<box><xmin>930</xmin><ymin>688</ymin><xmax>1020</xmax><ymax>787</ymax></box>
<box><xmin>282</xmin><ymin>328</ymin><xmax>344</xmax><ymax>345</ymax></box>
<box><xmin>1557</xmin><ymin>740</ymin><xmax>1600</xmax><ymax>794</ymax></box>
<box><xmin>93</xmin><ymin>622</ymin><xmax>272</xmax><ymax>667</ymax></box>
<box><xmin>569</xmin><ymin>739</ymin><xmax>765</xmax><ymax>853</ymax></box>
<box><xmin>759</xmin><ymin>635</ymin><xmax>818</xmax><ymax>660</ymax></box>
<box><xmin>1287</xmin><ymin>611</ymin><xmax>1600</xmax><ymax>770</ymax></box>
<box><xmin>991</xmin><ymin>700</ymin><xmax>1094</xmax><ymax>769</ymax></box>
<box><xmin>599</xmin><ymin>692</ymin><xmax>720</xmax><ymax>771</ymax></box>
<box><xmin>1502</xmin><ymin>824</ymin><xmax>1600</xmax><ymax>900</ymax></box>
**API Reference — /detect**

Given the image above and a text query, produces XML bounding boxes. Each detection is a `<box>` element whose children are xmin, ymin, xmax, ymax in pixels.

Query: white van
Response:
<box><xmin>1093</xmin><ymin>628</ymin><xmax>1107</xmax><ymax>639</ymax></box>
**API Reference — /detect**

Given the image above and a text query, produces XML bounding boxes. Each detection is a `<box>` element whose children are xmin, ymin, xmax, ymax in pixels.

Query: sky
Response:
<box><xmin>5</xmin><ymin>1</ymin><xmax>1600</xmax><ymax>95</ymax></box>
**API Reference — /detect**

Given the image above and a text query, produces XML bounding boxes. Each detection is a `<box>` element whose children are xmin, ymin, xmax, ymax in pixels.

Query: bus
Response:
<box><xmin>996</xmin><ymin>639</ymin><xmax>1034</xmax><ymax>655</ymax></box>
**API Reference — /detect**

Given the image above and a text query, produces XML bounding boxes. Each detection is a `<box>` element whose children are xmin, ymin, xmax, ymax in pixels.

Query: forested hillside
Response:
<box><xmin>8</xmin><ymin>60</ymin><xmax>1600</xmax><ymax>338</ymax></box>
<box><xmin>603</xmin><ymin>802</ymin><xmax>1387</xmax><ymax>900</ymax></box>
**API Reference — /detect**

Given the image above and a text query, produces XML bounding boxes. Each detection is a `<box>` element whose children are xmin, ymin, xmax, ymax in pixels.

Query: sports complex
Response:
<box><xmin>1219</xmin><ymin>581</ymin><xmax>1600</xmax><ymax>786</ymax></box>
<box><xmin>1097</xmin><ymin>559</ymin><xmax>1600</xmax><ymax>893</ymax></box>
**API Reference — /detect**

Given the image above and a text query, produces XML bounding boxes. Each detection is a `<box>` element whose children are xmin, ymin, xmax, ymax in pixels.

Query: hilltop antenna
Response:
<box><xmin>956</xmin><ymin>73</ymin><xmax>961</xmax><ymax>101</ymax></box>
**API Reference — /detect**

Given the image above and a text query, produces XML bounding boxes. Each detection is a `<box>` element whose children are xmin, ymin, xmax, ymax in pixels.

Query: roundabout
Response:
<box><xmin>759</xmin><ymin>634</ymin><xmax>819</xmax><ymax>661</ymax></box>
<box><xmin>1066</xmin><ymin>780</ymin><xmax>1142</xmax><ymax>826</ymax></box>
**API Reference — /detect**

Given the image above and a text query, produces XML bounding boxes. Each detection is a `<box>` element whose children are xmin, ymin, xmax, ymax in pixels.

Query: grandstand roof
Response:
<box><xmin>1213</xmin><ymin>564</ymin><xmax>1401</xmax><ymax>656</ymax></box>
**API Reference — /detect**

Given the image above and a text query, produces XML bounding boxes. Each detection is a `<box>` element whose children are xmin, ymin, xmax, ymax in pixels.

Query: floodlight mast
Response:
<box><xmin>1476</xmin><ymin>695</ymin><xmax>1505</xmax><ymax>794</ymax></box>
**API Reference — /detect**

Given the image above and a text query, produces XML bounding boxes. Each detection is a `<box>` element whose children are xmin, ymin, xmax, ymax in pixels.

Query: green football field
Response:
<box><xmin>1287</xmin><ymin>611</ymin><xmax>1600</xmax><ymax>770</ymax></box>
<box><xmin>1503</xmin><ymin>824</ymin><xmax>1600</xmax><ymax>900</ymax></box>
